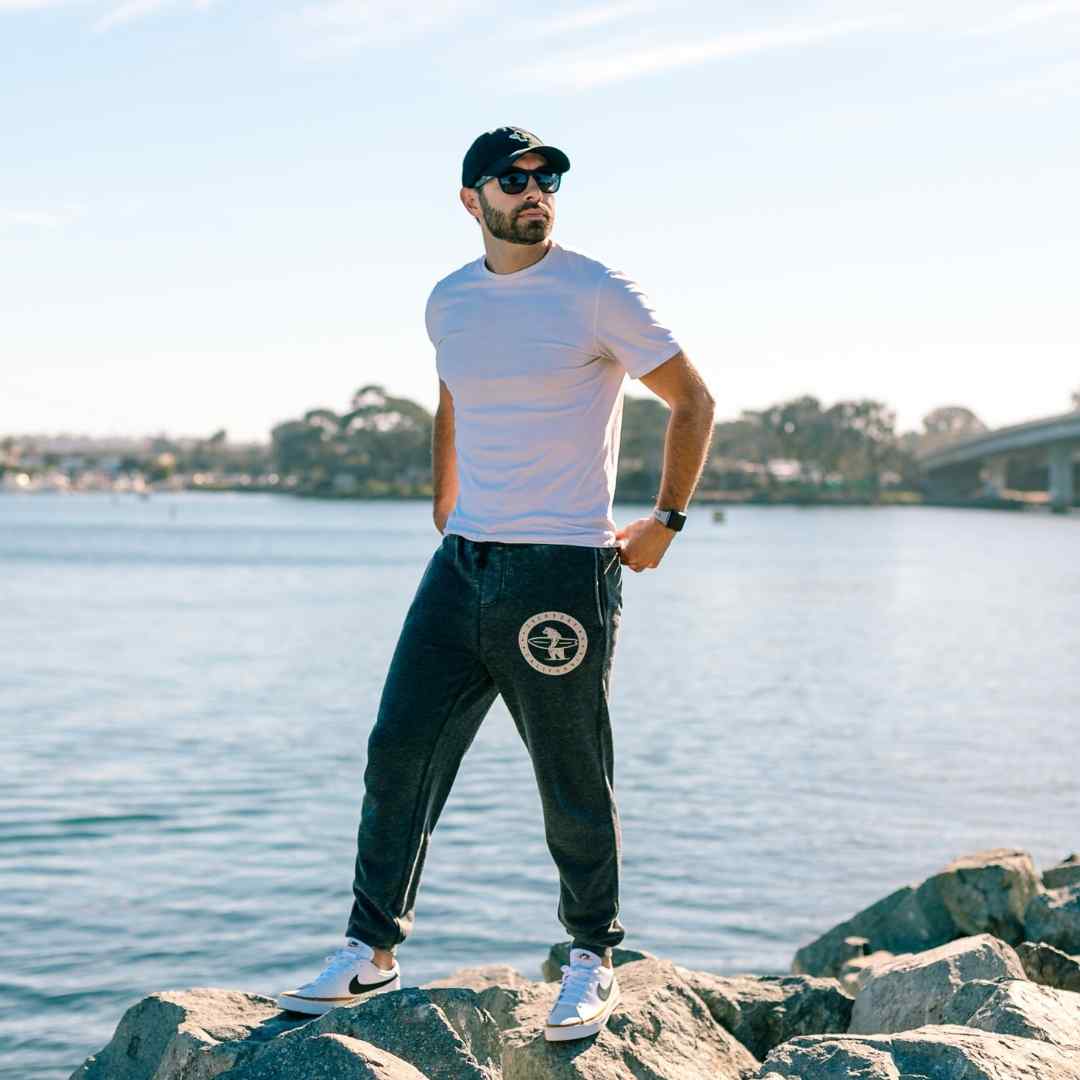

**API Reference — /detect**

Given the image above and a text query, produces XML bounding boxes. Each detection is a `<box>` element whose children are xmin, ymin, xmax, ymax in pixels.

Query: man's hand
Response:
<box><xmin>433</xmin><ymin>506</ymin><xmax>451</xmax><ymax>534</ymax></box>
<box><xmin>615</xmin><ymin>516</ymin><xmax>677</xmax><ymax>572</ymax></box>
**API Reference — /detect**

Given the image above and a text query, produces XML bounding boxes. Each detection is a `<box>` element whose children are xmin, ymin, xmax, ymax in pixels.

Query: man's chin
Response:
<box><xmin>509</xmin><ymin>224</ymin><xmax>551</xmax><ymax>245</ymax></box>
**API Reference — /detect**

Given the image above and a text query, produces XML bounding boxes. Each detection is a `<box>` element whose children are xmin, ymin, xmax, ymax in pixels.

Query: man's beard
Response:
<box><xmin>478</xmin><ymin>191</ymin><xmax>551</xmax><ymax>245</ymax></box>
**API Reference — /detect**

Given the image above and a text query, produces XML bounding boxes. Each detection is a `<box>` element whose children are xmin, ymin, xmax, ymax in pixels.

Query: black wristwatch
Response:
<box><xmin>653</xmin><ymin>507</ymin><xmax>687</xmax><ymax>532</ymax></box>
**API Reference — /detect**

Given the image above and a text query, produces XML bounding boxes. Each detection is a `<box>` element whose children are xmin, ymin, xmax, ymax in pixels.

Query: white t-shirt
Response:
<box><xmin>425</xmin><ymin>241</ymin><xmax>681</xmax><ymax>548</ymax></box>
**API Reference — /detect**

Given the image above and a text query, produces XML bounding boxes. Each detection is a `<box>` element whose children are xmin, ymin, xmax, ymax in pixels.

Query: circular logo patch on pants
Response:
<box><xmin>518</xmin><ymin>611</ymin><xmax>588</xmax><ymax>675</ymax></box>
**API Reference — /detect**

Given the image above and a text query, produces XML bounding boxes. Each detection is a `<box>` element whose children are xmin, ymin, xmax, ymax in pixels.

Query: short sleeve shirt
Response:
<box><xmin>425</xmin><ymin>241</ymin><xmax>680</xmax><ymax>547</ymax></box>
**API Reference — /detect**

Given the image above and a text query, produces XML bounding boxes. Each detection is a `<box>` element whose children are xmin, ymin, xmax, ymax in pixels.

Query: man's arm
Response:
<box><xmin>638</xmin><ymin>349</ymin><xmax>716</xmax><ymax>511</ymax></box>
<box><xmin>615</xmin><ymin>350</ymin><xmax>715</xmax><ymax>571</ymax></box>
<box><xmin>432</xmin><ymin>378</ymin><xmax>458</xmax><ymax>534</ymax></box>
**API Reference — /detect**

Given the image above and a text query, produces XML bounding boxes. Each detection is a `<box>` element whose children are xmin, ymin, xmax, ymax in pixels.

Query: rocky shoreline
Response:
<box><xmin>70</xmin><ymin>847</ymin><xmax>1080</xmax><ymax>1079</ymax></box>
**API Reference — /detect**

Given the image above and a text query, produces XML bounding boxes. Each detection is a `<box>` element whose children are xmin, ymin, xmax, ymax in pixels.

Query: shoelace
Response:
<box><xmin>555</xmin><ymin>962</ymin><xmax>600</xmax><ymax>1003</ymax></box>
<box><xmin>322</xmin><ymin>944</ymin><xmax>371</xmax><ymax>973</ymax></box>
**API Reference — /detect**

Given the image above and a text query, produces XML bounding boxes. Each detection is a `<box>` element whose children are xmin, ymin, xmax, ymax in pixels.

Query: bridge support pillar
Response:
<box><xmin>1048</xmin><ymin>442</ymin><xmax>1075</xmax><ymax>513</ymax></box>
<box><xmin>980</xmin><ymin>457</ymin><xmax>1008</xmax><ymax>496</ymax></box>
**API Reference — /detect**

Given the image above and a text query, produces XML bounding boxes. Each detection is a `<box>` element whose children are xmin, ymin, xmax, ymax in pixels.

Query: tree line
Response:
<box><xmin>269</xmin><ymin>386</ymin><xmax>1008</xmax><ymax>503</ymax></box>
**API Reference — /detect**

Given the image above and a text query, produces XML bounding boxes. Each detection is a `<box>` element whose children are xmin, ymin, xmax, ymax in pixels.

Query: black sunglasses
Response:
<box><xmin>475</xmin><ymin>167</ymin><xmax>562</xmax><ymax>195</ymax></box>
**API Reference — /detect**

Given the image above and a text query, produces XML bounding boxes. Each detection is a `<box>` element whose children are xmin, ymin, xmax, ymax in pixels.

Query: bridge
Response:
<box><xmin>916</xmin><ymin>410</ymin><xmax>1080</xmax><ymax>513</ymax></box>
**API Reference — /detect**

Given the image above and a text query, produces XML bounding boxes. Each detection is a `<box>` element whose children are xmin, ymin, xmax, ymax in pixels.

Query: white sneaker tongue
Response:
<box><xmin>570</xmin><ymin>949</ymin><xmax>600</xmax><ymax>965</ymax></box>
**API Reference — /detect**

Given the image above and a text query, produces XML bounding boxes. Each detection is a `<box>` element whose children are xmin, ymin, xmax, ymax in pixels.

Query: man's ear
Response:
<box><xmin>460</xmin><ymin>187</ymin><xmax>480</xmax><ymax>222</ymax></box>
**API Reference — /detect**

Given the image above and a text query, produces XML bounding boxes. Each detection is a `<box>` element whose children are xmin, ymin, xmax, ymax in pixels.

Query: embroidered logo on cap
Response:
<box><xmin>518</xmin><ymin>611</ymin><xmax>588</xmax><ymax>676</ymax></box>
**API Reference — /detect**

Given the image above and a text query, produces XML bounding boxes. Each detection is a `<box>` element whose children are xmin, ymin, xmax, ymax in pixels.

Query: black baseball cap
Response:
<box><xmin>461</xmin><ymin>126</ymin><xmax>571</xmax><ymax>188</ymax></box>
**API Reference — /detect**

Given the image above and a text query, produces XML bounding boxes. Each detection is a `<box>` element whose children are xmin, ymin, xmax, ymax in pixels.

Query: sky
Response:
<box><xmin>2</xmin><ymin>0</ymin><xmax>1078</xmax><ymax>441</ymax></box>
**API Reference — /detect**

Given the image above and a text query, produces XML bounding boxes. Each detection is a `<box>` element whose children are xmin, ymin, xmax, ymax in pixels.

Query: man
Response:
<box><xmin>278</xmin><ymin>126</ymin><xmax>715</xmax><ymax>1042</ymax></box>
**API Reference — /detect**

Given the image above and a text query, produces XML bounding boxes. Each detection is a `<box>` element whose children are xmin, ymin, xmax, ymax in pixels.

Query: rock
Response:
<box><xmin>792</xmin><ymin>882</ymin><xmax>955</xmax><ymax>979</ymax></box>
<box><xmin>674</xmin><ymin>967</ymin><xmax>853</xmax><ymax>1061</ymax></box>
<box><xmin>758</xmin><ymin>1024</ymin><xmax>1080</xmax><ymax>1079</ymax></box>
<box><xmin>540</xmin><ymin>942</ymin><xmax>655</xmax><ymax>982</ymax></box>
<box><xmin>498</xmin><ymin>957</ymin><xmax>760</xmax><ymax>1079</ymax></box>
<box><xmin>1025</xmin><ymin>882</ymin><xmax>1080</xmax><ymax>953</ymax></box>
<box><xmin>291</xmin><ymin>987</ymin><xmax>503</xmax><ymax>1080</ymax></box>
<box><xmin>1043</xmin><ymin>853</ymin><xmax>1080</xmax><ymax>890</ymax></box>
<box><xmin>847</xmin><ymin>933</ymin><xmax>1027</xmax><ymax>1035</ymax></box>
<box><xmin>940</xmin><ymin>976</ymin><xmax>1080</xmax><ymax>1046</ymax></box>
<box><xmin>221</xmin><ymin>1033</ymin><xmax>429</xmax><ymax>1079</ymax></box>
<box><xmin>421</xmin><ymin>966</ymin><xmax>533</xmax><ymax>991</ymax></box>
<box><xmin>69</xmin><ymin>988</ymin><xmax>297</xmax><ymax>1080</ymax></box>
<box><xmin>930</xmin><ymin>848</ymin><xmax>1040</xmax><ymax>943</ymax></box>
<box><xmin>792</xmin><ymin>849</ymin><xmax>1039</xmax><ymax>977</ymax></box>
<box><xmin>1016</xmin><ymin>940</ymin><xmax>1080</xmax><ymax>991</ymax></box>
<box><xmin>837</xmin><ymin>950</ymin><xmax>898</xmax><ymax>997</ymax></box>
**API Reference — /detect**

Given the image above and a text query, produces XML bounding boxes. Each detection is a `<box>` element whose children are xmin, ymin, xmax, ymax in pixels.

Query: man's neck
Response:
<box><xmin>482</xmin><ymin>237</ymin><xmax>553</xmax><ymax>275</ymax></box>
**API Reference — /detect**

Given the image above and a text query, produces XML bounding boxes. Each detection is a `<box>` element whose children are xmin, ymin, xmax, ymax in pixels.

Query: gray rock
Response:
<box><xmin>540</xmin><ymin>942</ymin><xmax>655</xmax><ymax>982</ymax></box>
<box><xmin>674</xmin><ymin>966</ymin><xmax>853</xmax><ymax>1061</ymax></box>
<box><xmin>940</xmin><ymin>976</ymin><xmax>1080</xmax><ymax>1046</ymax></box>
<box><xmin>930</xmin><ymin>848</ymin><xmax>1040</xmax><ymax>943</ymax></box>
<box><xmin>69</xmin><ymin>988</ymin><xmax>299</xmax><ymax>1080</ymax></box>
<box><xmin>848</xmin><ymin>933</ymin><xmax>1027</xmax><ymax>1035</ymax></box>
<box><xmin>792</xmin><ymin>882</ymin><xmax>955</xmax><ymax>979</ymax></box>
<box><xmin>221</xmin><ymin>1033</ymin><xmax>429</xmax><ymax>1079</ymax></box>
<box><xmin>758</xmin><ymin>1024</ymin><xmax>1080</xmax><ymax>1079</ymax></box>
<box><xmin>293</xmin><ymin>987</ymin><xmax>503</xmax><ymax>1080</ymax></box>
<box><xmin>421</xmin><ymin>965</ymin><xmax>533</xmax><ymax>992</ymax></box>
<box><xmin>1043</xmin><ymin>853</ymin><xmax>1080</xmax><ymax>890</ymax></box>
<box><xmin>792</xmin><ymin>848</ymin><xmax>1039</xmax><ymax>978</ymax></box>
<box><xmin>1025</xmin><ymin>882</ymin><xmax>1080</xmax><ymax>953</ymax></box>
<box><xmin>498</xmin><ymin>957</ymin><xmax>760</xmax><ymax>1079</ymax></box>
<box><xmin>1016</xmin><ymin>940</ymin><xmax>1080</xmax><ymax>991</ymax></box>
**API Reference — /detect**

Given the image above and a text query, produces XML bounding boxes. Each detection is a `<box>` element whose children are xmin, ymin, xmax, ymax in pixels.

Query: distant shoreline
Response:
<box><xmin>1</xmin><ymin>487</ymin><xmax>1051</xmax><ymax>511</ymax></box>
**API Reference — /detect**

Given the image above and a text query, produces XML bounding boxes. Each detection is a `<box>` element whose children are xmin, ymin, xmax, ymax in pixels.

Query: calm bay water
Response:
<box><xmin>2</xmin><ymin>492</ymin><xmax>1079</xmax><ymax>1078</ymax></box>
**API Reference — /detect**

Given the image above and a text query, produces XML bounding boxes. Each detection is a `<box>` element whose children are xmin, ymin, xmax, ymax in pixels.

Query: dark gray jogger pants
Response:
<box><xmin>345</xmin><ymin>533</ymin><xmax>626</xmax><ymax>959</ymax></box>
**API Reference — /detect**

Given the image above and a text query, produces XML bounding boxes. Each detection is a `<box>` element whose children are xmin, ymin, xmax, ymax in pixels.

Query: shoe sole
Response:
<box><xmin>543</xmin><ymin>983</ymin><xmax>621</xmax><ymax>1042</ymax></box>
<box><xmin>277</xmin><ymin>974</ymin><xmax>401</xmax><ymax>1016</ymax></box>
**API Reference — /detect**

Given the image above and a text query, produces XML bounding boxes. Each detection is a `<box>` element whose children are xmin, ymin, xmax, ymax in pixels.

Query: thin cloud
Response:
<box><xmin>968</xmin><ymin>0</ymin><xmax>1080</xmax><ymax>34</ymax></box>
<box><xmin>1000</xmin><ymin>59</ymin><xmax>1080</xmax><ymax>101</ymax></box>
<box><xmin>0</xmin><ymin>205</ymin><xmax>82</xmax><ymax>229</ymax></box>
<box><xmin>95</xmin><ymin>0</ymin><xmax>213</xmax><ymax>31</ymax></box>
<box><xmin>287</xmin><ymin>0</ymin><xmax>483</xmax><ymax>52</ymax></box>
<box><xmin>529</xmin><ymin>15</ymin><xmax>897</xmax><ymax>92</ymax></box>
<box><xmin>520</xmin><ymin>0</ymin><xmax>659</xmax><ymax>39</ymax></box>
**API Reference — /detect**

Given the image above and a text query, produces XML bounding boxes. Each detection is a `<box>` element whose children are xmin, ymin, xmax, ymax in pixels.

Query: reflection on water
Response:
<box><xmin>2</xmin><ymin>493</ymin><xmax>1078</xmax><ymax>1077</ymax></box>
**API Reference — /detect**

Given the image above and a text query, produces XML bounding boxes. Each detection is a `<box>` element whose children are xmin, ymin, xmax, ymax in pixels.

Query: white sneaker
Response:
<box><xmin>544</xmin><ymin>948</ymin><xmax>621</xmax><ymax>1042</ymax></box>
<box><xmin>277</xmin><ymin>938</ymin><xmax>401</xmax><ymax>1016</ymax></box>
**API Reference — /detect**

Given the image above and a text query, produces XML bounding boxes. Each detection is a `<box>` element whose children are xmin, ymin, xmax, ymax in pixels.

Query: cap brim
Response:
<box><xmin>490</xmin><ymin>145</ymin><xmax>570</xmax><ymax>176</ymax></box>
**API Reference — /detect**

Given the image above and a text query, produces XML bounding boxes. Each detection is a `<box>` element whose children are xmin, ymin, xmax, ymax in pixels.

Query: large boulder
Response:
<box><xmin>221</xmin><ymin>1033</ymin><xmax>429</xmax><ymax>1079</ymax></box>
<box><xmin>674</xmin><ymin>967</ymin><xmax>852</xmax><ymax>1061</ymax></box>
<box><xmin>757</xmin><ymin>1024</ymin><xmax>1080</xmax><ymax>1079</ymax></box>
<box><xmin>1016</xmin><ymin>940</ymin><xmax>1080</xmax><ymax>991</ymax></box>
<box><xmin>792</xmin><ymin>849</ymin><xmax>1039</xmax><ymax>977</ymax></box>
<box><xmin>69</xmin><ymin>988</ymin><xmax>297</xmax><ymax>1080</ymax></box>
<box><xmin>940</xmin><ymin>976</ymin><xmax>1080</xmax><ymax>1045</ymax></box>
<box><xmin>497</xmin><ymin>957</ymin><xmax>760</xmax><ymax>1079</ymax></box>
<box><xmin>540</xmin><ymin>942</ymin><xmax>655</xmax><ymax>982</ymax></box>
<box><xmin>289</xmin><ymin>987</ymin><xmax>503</xmax><ymax>1080</ymax></box>
<box><xmin>1025</xmin><ymin>882</ymin><xmax>1080</xmax><ymax>953</ymax></box>
<box><xmin>1043</xmin><ymin>853</ymin><xmax>1080</xmax><ymax>890</ymax></box>
<box><xmin>847</xmin><ymin>933</ymin><xmax>1027</xmax><ymax>1035</ymax></box>
<box><xmin>930</xmin><ymin>848</ymin><xmax>1040</xmax><ymax>941</ymax></box>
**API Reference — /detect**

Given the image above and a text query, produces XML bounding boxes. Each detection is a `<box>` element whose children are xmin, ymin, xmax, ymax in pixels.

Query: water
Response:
<box><xmin>2</xmin><ymin>493</ymin><xmax>1078</xmax><ymax>1078</ymax></box>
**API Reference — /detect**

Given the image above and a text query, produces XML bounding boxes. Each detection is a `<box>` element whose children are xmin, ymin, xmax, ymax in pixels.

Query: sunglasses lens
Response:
<box><xmin>496</xmin><ymin>170</ymin><xmax>562</xmax><ymax>194</ymax></box>
<box><xmin>498</xmin><ymin>172</ymin><xmax>528</xmax><ymax>194</ymax></box>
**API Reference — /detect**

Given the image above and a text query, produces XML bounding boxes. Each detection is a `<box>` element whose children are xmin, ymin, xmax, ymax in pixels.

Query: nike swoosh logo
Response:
<box><xmin>347</xmin><ymin>972</ymin><xmax>398</xmax><ymax>995</ymax></box>
<box><xmin>597</xmin><ymin>980</ymin><xmax>613</xmax><ymax>1001</ymax></box>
